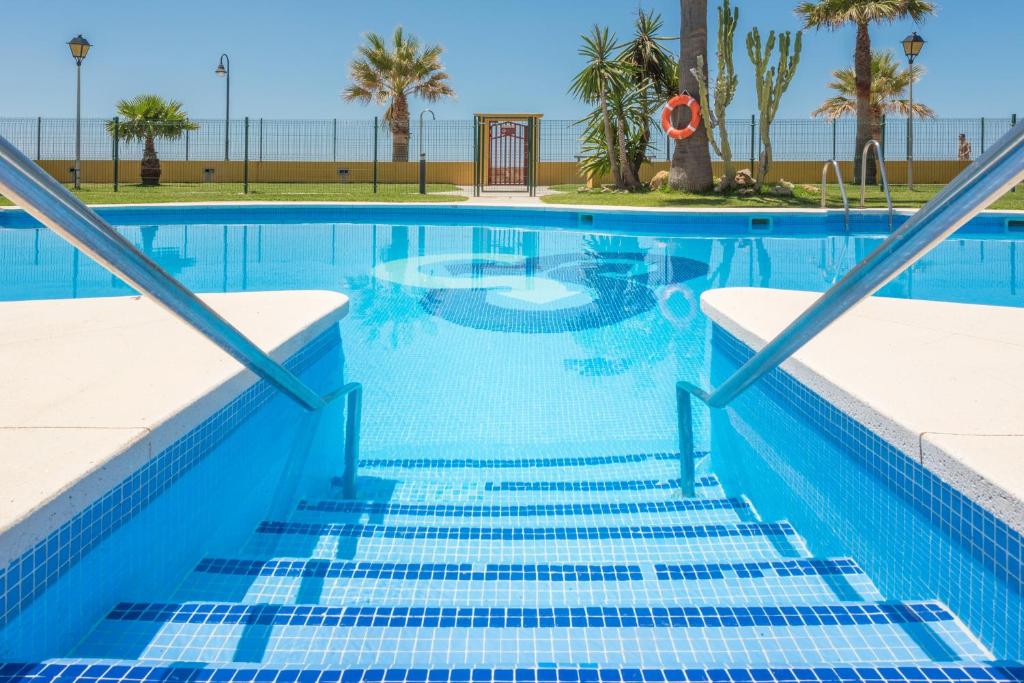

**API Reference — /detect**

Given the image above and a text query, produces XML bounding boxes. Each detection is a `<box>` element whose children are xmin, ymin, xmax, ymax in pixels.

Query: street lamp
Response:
<box><xmin>418</xmin><ymin>108</ymin><xmax>435</xmax><ymax>194</ymax></box>
<box><xmin>67</xmin><ymin>35</ymin><xmax>91</xmax><ymax>190</ymax></box>
<box><xmin>902</xmin><ymin>31</ymin><xmax>925</xmax><ymax>190</ymax></box>
<box><xmin>215</xmin><ymin>54</ymin><xmax>230</xmax><ymax>161</ymax></box>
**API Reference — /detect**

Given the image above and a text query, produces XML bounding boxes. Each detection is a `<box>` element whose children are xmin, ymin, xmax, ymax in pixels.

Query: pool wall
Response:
<box><xmin>708</xmin><ymin>324</ymin><xmax>1024</xmax><ymax>661</ymax></box>
<box><xmin>2</xmin><ymin>204</ymin><xmax>1023</xmax><ymax>238</ymax></box>
<box><xmin>0</xmin><ymin>326</ymin><xmax>346</xmax><ymax>660</ymax></box>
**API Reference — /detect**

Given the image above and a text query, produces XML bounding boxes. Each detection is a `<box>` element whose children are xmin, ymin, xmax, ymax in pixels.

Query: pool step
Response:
<box><xmin>9</xmin><ymin>663</ymin><xmax>1024</xmax><ymax>683</ymax></box>
<box><xmin>290</xmin><ymin>496</ymin><xmax>758</xmax><ymax>527</ymax></box>
<box><xmin>73</xmin><ymin>600</ymin><xmax>992</xmax><ymax>668</ymax></box>
<box><xmin>175</xmin><ymin>557</ymin><xmax>884</xmax><ymax>607</ymax></box>
<box><xmin>337</xmin><ymin>475</ymin><xmax>727</xmax><ymax>504</ymax></box>
<box><xmin>241</xmin><ymin>520</ymin><xmax>810</xmax><ymax>563</ymax></box>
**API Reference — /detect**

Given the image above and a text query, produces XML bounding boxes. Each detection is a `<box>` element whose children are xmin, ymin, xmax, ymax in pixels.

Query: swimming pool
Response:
<box><xmin>1</xmin><ymin>205</ymin><xmax>1022</xmax><ymax>678</ymax></box>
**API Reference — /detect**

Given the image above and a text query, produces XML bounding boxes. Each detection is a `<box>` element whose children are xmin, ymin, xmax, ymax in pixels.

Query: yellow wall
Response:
<box><xmin>38</xmin><ymin>158</ymin><xmax>970</xmax><ymax>187</ymax></box>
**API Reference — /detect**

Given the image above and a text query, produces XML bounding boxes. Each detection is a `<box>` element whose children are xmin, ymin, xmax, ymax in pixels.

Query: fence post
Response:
<box><xmin>112</xmin><ymin>116</ymin><xmax>119</xmax><ymax>192</ymax></box>
<box><xmin>1013</xmin><ymin>115</ymin><xmax>1018</xmax><ymax>193</ymax></box>
<box><xmin>831</xmin><ymin>118</ymin><xmax>837</xmax><ymax>160</ymax></box>
<box><xmin>185</xmin><ymin>129</ymin><xmax>190</xmax><ymax>161</ymax></box>
<box><xmin>880</xmin><ymin>115</ymin><xmax>886</xmax><ymax>158</ymax></box>
<box><xmin>259</xmin><ymin>118</ymin><xmax>264</xmax><ymax>162</ymax></box>
<box><xmin>243</xmin><ymin>116</ymin><xmax>250</xmax><ymax>194</ymax></box>
<box><xmin>372</xmin><ymin>116</ymin><xmax>379</xmax><ymax>193</ymax></box>
<box><xmin>333</xmin><ymin>118</ymin><xmax>338</xmax><ymax>162</ymax></box>
<box><xmin>750</xmin><ymin>114</ymin><xmax>756</xmax><ymax>170</ymax></box>
<box><xmin>36</xmin><ymin>116</ymin><xmax>42</xmax><ymax>161</ymax></box>
<box><xmin>981</xmin><ymin>117</ymin><xmax>986</xmax><ymax>155</ymax></box>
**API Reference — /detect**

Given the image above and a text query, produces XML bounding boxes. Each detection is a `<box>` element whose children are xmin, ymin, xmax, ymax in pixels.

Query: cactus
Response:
<box><xmin>694</xmin><ymin>0</ymin><xmax>740</xmax><ymax>192</ymax></box>
<box><xmin>747</xmin><ymin>27</ymin><xmax>802</xmax><ymax>189</ymax></box>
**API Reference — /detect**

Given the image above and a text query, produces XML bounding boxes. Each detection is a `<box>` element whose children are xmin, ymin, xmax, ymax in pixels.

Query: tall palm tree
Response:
<box><xmin>570</xmin><ymin>26</ymin><xmax>627</xmax><ymax>188</ymax></box>
<box><xmin>813</xmin><ymin>50</ymin><xmax>935</xmax><ymax>143</ymax></box>
<box><xmin>796</xmin><ymin>0</ymin><xmax>935</xmax><ymax>184</ymax></box>
<box><xmin>343</xmin><ymin>27</ymin><xmax>455</xmax><ymax>162</ymax></box>
<box><xmin>670</xmin><ymin>0</ymin><xmax>714</xmax><ymax>192</ymax></box>
<box><xmin>106</xmin><ymin>95</ymin><xmax>197</xmax><ymax>186</ymax></box>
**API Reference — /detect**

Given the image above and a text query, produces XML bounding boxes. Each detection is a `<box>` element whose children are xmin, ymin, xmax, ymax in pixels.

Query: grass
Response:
<box><xmin>542</xmin><ymin>183</ymin><xmax>1024</xmax><ymax>211</ymax></box>
<box><xmin>0</xmin><ymin>182</ymin><xmax>468</xmax><ymax>206</ymax></box>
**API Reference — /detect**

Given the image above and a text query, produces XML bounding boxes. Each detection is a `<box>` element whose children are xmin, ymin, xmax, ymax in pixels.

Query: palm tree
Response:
<box><xmin>107</xmin><ymin>95</ymin><xmax>197</xmax><ymax>186</ymax></box>
<box><xmin>796</xmin><ymin>0</ymin><xmax>935</xmax><ymax>184</ymax></box>
<box><xmin>670</xmin><ymin>0</ymin><xmax>714</xmax><ymax>192</ymax></box>
<box><xmin>570</xmin><ymin>26</ymin><xmax>627</xmax><ymax>188</ymax></box>
<box><xmin>813</xmin><ymin>50</ymin><xmax>935</xmax><ymax>143</ymax></box>
<box><xmin>343</xmin><ymin>27</ymin><xmax>455</xmax><ymax>162</ymax></box>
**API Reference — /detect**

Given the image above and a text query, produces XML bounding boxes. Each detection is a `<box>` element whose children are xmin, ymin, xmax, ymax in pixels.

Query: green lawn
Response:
<box><xmin>0</xmin><ymin>182</ymin><xmax>467</xmax><ymax>206</ymax></box>
<box><xmin>542</xmin><ymin>183</ymin><xmax>1024</xmax><ymax>211</ymax></box>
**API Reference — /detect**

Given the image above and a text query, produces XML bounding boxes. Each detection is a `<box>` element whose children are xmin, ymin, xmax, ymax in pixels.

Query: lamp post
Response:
<box><xmin>67</xmin><ymin>35</ymin><xmax>91</xmax><ymax>190</ymax></box>
<box><xmin>902</xmin><ymin>31</ymin><xmax>925</xmax><ymax>191</ymax></box>
<box><xmin>418</xmin><ymin>108</ymin><xmax>435</xmax><ymax>194</ymax></box>
<box><xmin>215</xmin><ymin>54</ymin><xmax>230</xmax><ymax>161</ymax></box>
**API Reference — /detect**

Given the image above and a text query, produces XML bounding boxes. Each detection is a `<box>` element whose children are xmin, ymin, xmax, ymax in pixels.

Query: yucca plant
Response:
<box><xmin>107</xmin><ymin>95</ymin><xmax>197</xmax><ymax>186</ymax></box>
<box><xmin>343</xmin><ymin>27</ymin><xmax>456</xmax><ymax>162</ymax></box>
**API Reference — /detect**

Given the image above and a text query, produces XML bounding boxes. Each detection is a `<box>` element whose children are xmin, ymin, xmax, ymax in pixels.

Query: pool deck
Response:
<box><xmin>0</xmin><ymin>290</ymin><xmax>348</xmax><ymax>567</ymax></box>
<box><xmin>703</xmin><ymin>288</ymin><xmax>1024</xmax><ymax>535</ymax></box>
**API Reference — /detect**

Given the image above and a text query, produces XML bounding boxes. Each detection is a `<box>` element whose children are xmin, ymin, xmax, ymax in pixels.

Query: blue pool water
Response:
<box><xmin>0</xmin><ymin>206</ymin><xmax>1022</xmax><ymax>680</ymax></box>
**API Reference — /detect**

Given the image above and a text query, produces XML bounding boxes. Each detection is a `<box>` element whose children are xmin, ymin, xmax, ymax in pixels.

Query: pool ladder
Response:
<box><xmin>675</xmin><ymin>123</ymin><xmax>1024</xmax><ymax>496</ymax></box>
<box><xmin>821</xmin><ymin>140</ymin><xmax>895</xmax><ymax>232</ymax></box>
<box><xmin>0</xmin><ymin>134</ymin><xmax>364</xmax><ymax>499</ymax></box>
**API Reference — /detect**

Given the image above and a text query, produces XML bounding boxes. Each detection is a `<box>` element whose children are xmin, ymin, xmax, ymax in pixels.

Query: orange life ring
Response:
<box><xmin>661</xmin><ymin>93</ymin><xmax>701</xmax><ymax>140</ymax></box>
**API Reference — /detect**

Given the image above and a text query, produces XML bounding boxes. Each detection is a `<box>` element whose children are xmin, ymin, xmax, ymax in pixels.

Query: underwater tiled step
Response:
<box><xmin>241</xmin><ymin>521</ymin><xmax>810</xmax><ymax>563</ymax></box>
<box><xmin>73</xmin><ymin>601</ymin><xmax>992</xmax><ymax>668</ymax></box>
<box><xmin>174</xmin><ymin>557</ymin><xmax>883</xmax><ymax>607</ymax></box>
<box><xmin>342</xmin><ymin>475</ymin><xmax>726</xmax><ymax>505</ymax></box>
<box><xmin>7</xmin><ymin>663</ymin><xmax>1024</xmax><ymax>683</ymax></box>
<box><xmin>290</xmin><ymin>497</ymin><xmax>758</xmax><ymax>527</ymax></box>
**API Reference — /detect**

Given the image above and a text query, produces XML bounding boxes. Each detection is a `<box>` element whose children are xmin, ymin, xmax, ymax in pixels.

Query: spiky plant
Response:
<box><xmin>106</xmin><ymin>95</ymin><xmax>197</xmax><ymax>186</ymax></box>
<box><xmin>343</xmin><ymin>27</ymin><xmax>455</xmax><ymax>162</ymax></box>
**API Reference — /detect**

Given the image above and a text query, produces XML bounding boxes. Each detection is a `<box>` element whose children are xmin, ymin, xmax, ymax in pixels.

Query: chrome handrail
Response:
<box><xmin>676</xmin><ymin>122</ymin><xmax>1024</xmax><ymax>496</ymax></box>
<box><xmin>860</xmin><ymin>139</ymin><xmax>894</xmax><ymax>230</ymax></box>
<box><xmin>0</xmin><ymin>134</ymin><xmax>364</xmax><ymax>494</ymax></box>
<box><xmin>821</xmin><ymin>160</ymin><xmax>850</xmax><ymax>230</ymax></box>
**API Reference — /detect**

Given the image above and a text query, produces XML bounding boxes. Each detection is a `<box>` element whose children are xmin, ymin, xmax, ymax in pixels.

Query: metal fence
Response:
<box><xmin>0</xmin><ymin>115</ymin><xmax>1016</xmax><ymax>197</ymax></box>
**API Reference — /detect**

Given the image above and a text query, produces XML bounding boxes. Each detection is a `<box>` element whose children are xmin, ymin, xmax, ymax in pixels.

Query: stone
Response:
<box><xmin>714</xmin><ymin>175</ymin><xmax>729</xmax><ymax>194</ymax></box>
<box><xmin>770</xmin><ymin>179</ymin><xmax>795</xmax><ymax>197</ymax></box>
<box><xmin>735</xmin><ymin>169</ymin><xmax>756</xmax><ymax>188</ymax></box>
<box><xmin>649</xmin><ymin>170</ymin><xmax>670</xmax><ymax>191</ymax></box>
<box><xmin>737</xmin><ymin>188</ymin><xmax>756</xmax><ymax>198</ymax></box>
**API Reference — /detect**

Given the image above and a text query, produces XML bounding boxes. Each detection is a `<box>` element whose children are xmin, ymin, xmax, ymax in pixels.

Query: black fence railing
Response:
<box><xmin>0</xmin><ymin>115</ymin><xmax>1015</xmax><ymax>196</ymax></box>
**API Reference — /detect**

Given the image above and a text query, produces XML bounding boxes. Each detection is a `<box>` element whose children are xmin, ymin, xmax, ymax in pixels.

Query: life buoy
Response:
<box><xmin>661</xmin><ymin>93</ymin><xmax>701</xmax><ymax>140</ymax></box>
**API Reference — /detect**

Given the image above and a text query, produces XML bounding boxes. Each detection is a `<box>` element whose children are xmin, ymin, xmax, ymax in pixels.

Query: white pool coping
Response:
<box><xmin>702</xmin><ymin>288</ymin><xmax>1024</xmax><ymax>535</ymax></box>
<box><xmin>0</xmin><ymin>290</ymin><xmax>349</xmax><ymax>567</ymax></box>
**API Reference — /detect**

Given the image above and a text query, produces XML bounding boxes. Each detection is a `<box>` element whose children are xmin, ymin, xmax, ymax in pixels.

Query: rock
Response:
<box><xmin>769</xmin><ymin>179</ymin><xmax>795</xmax><ymax>197</ymax></box>
<box><xmin>735</xmin><ymin>169</ymin><xmax>756</xmax><ymax>188</ymax></box>
<box><xmin>714</xmin><ymin>175</ymin><xmax>729</xmax><ymax>194</ymax></box>
<box><xmin>737</xmin><ymin>188</ymin><xmax>756</xmax><ymax>198</ymax></box>
<box><xmin>649</xmin><ymin>170</ymin><xmax>670</xmax><ymax>191</ymax></box>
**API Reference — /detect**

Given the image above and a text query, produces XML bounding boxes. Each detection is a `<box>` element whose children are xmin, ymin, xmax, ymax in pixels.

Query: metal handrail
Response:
<box><xmin>675</xmin><ymin>122</ymin><xmax>1024</xmax><ymax>496</ymax></box>
<box><xmin>0</xmin><ymin>134</ymin><xmax>364</xmax><ymax>494</ymax></box>
<box><xmin>860</xmin><ymin>139</ymin><xmax>894</xmax><ymax>230</ymax></box>
<box><xmin>821</xmin><ymin>160</ymin><xmax>850</xmax><ymax>230</ymax></box>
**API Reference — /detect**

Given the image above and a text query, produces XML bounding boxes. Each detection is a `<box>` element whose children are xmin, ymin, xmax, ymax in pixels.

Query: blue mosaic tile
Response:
<box><xmin>0</xmin><ymin>326</ymin><xmax>341</xmax><ymax>630</ymax></box>
<box><xmin>355</xmin><ymin>453</ymin><xmax>699</xmax><ymax>470</ymax></box>
<box><xmin>194</xmin><ymin>560</ymin><xmax>644</xmax><ymax>582</ymax></box>
<box><xmin>655</xmin><ymin>559</ymin><xmax>864</xmax><ymax>581</ymax></box>
<box><xmin>103</xmin><ymin>601</ymin><xmax>956</xmax><ymax>629</ymax></box>
<box><xmin>483</xmin><ymin>477</ymin><xmax>719</xmax><ymax>492</ymax></box>
<box><xmin>294</xmin><ymin>498</ymin><xmax>749</xmax><ymax>517</ymax></box>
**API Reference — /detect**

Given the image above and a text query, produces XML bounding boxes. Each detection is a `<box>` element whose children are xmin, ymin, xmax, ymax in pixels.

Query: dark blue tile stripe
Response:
<box><xmin>104</xmin><ymin>601</ymin><xmax>955</xmax><ymax>629</ymax></box>
<box><xmin>194</xmin><ymin>559</ymin><xmax>644</xmax><ymax>581</ymax></box>
<box><xmin>655</xmin><ymin>558</ymin><xmax>864</xmax><ymax>581</ymax></box>
<box><xmin>0</xmin><ymin>327</ymin><xmax>341</xmax><ymax>630</ymax></box>
<box><xmin>356</xmin><ymin>452</ymin><xmax>706</xmax><ymax>470</ymax></box>
<box><xmin>483</xmin><ymin>477</ymin><xmax>719</xmax><ymax>492</ymax></box>
<box><xmin>296</xmin><ymin>498</ymin><xmax>748</xmax><ymax>517</ymax></box>
<box><xmin>254</xmin><ymin>521</ymin><xmax>797</xmax><ymax>541</ymax></box>
<box><xmin>1</xmin><ymin>664</ymin><xmax>1022</xmax><ymax>683</ymax></box>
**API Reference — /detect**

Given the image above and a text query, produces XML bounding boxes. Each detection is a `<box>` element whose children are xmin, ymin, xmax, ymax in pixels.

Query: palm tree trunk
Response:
<box><xmin>615</xmin><ymin>113</ymin><xmax>641</xmax><ymax>189</ymax></box>
<box><xmin>853</xmin><ymin>22</ymin><xmax>875</xmax><ymax>185</ymax></box>
<box><xmin>140</xmin><ymin>136</ymin><xmax>161</xmax><ymax>186</ymax></box>
<box><xmin>391</xmin><ymin>94</ymin><xmax>411</xmax><ymax>162</ymax></box>
<box><xmin>669</xmin><ymin>0</ymin><xmax>714</xmax><ymax>192</ymax></box>
<box><xmin>599</xmin><ymin>86</ymin><xmax>622</xmax><ymax>188</ymax></box>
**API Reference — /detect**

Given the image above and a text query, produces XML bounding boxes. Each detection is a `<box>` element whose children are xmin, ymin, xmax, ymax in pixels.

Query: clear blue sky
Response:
<box><xmin>1</xmin><ymin>0</ymin><xmax>1021</xmax><ymax>121</ymax></box>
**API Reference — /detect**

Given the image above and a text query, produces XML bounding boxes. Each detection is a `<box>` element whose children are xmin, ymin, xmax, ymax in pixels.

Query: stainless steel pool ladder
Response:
<box><xmin>821</xmin><ymin>160</ymin><xmax>850</xmax><ymax>230</ymax></box>
<box><xmin>860</xmin><ymin>139</ymin><xmax>894</xmax><ymax>230</ymax></box>
<box><xmin>0</xmin><ymin>134</ymin><xmax>364</xmax><ymax>499</ymax></box>
<box><xmin>675</xmin><ymin>121</ymin><xmax>1024</xmax><ymax>496</ymax></box>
